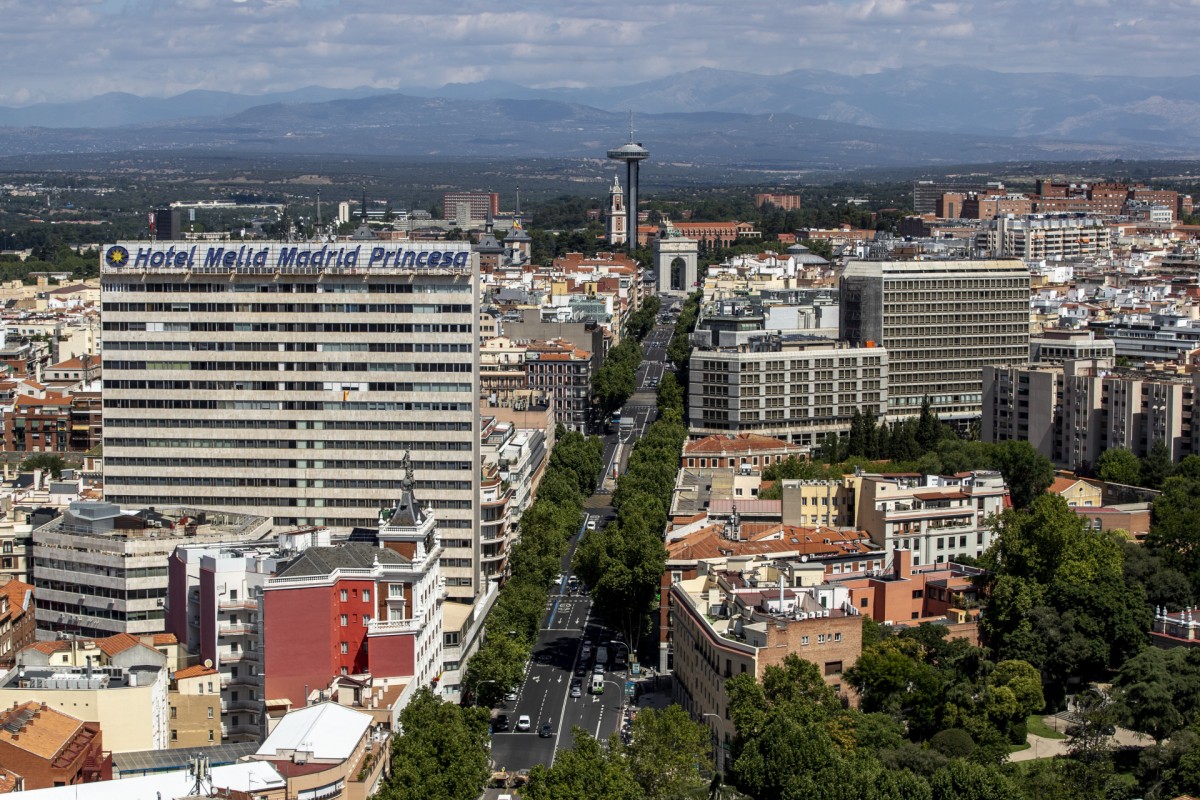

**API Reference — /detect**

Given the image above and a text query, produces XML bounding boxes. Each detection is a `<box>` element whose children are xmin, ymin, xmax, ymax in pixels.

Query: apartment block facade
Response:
<box><xmin>852</xmin><ymin>471</ymin><xmax>1009</xmax><ymax>567</ymax></box>
<box><xmin>687</xmin><ymin>335</ymin><xmax>887</xmax><ymax>447</ymax></box>
<box><xmin>670</xmin><ymin>570</ymin><xmax>862</xmax><ymax>773</ymax></box>
<box><xmin>262</xmin><ymin>487</ymin><xmax>443</xmax><ymax>711</ymax></box>
<box><xmin>840</xmin><ymin>259</ymin><xmax>1030</xmax><ymax>421</ymax></box>
<box><xmin>984</xmin><ymin>359</ymin><xmax>1199</xmax><ymax>468</ymax></box>
<box><xmin>99</xmin><ymin>240</ymin><xmax>481</xmax><ymax>601</ymax></box>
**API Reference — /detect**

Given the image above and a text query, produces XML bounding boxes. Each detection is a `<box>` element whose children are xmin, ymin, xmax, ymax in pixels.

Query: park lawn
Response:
<box><xmin>1026</xmin><ymin>715</ymin><xmax>1068</xmax><ymax>740</ymax></box>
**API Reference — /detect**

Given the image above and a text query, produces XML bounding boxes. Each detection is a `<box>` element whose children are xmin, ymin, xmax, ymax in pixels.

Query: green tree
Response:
<box><xmin>1140</xmin><ymin>439</ymin><xmax>1175</xmax><ymax>490</ymax></box>
<box><xmin>1096</xmin><ymin>447</ymin><xmax>1141</xmax><ymax>486</ymax></box>
<box><xmin>1148</xmin><ymin>472</ymin><xmax>1200</xmax><ymax>588</ymax></box>
<box><xmin>1112</xmin><ymin>647</ymin><xmax>1200</xmax><ymax>744</ymax></box>
<box><xmin>462</xmin><ymin>633</ymin><xmax>527</xmax><ymax>706</ymax></box>
<box><xmin>523</xmin><ymin>729</ymin><xmax>642</xmax><ymax>800</ymax></box>
<box><xmin>380</xmin><ymin>689</ymin><xmax>490</xmax><ymax>800</ymax></box>
<box><xmin>917</xmin><ymin>397</ymin><xmax>942</xmax><ymax>451</ymax></box>
<box><xmin>989</xmin><ymin>440</ymin><xmax>1054</xmax><ymax>510</ymax></box>
<box><xmin>18</xmin><ymin>453</ymin><xmax>69</xmax><ymax>479</ymax></box>
<box><xmin>625</xmin><ymin>706</ymin><xmax>712</xmax><ymax>799</ymax></box>
<box><xmin>981</xmin><ymin>496</ymin><xmax>1150</xmax><ymax>700</ymax></box>
<box><xmin>928</xmin><ymin>760</ymin><xmax>1021</xmax><ymax>800</ymax></box>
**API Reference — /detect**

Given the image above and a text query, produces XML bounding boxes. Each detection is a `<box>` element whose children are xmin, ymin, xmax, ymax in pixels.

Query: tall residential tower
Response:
<box><xmin>839</xmin><ymin>258</ymin><xmax>1030</xmax><ymax>421</ymax></box>
<box><xmin>100</xmin><ymin>240</ymin><xmax>483</xmax><ymax>601</ymax></box>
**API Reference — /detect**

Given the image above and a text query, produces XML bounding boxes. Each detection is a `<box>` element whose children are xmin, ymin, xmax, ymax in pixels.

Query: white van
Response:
<box><xmin>590</xmin><ymin>673</ymin><xmax>605</xmax><ymax>694</ymax></box>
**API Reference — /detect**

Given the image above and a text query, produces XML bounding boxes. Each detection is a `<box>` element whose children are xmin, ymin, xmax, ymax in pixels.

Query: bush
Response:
<box><xmin>1008</xmin><ymin>721</ymin><xmax>1028</xmax><ymax>745</ymax></box>
<box><xmin>930</xmin><ymin>728</ymin><xmax>976</xmax><ymax>758</ymax></box>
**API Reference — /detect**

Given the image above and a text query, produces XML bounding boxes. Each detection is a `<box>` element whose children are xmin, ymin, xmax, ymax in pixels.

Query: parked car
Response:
<box><xmin>570</xmin><ymin>680</ymin><xmax>582</xmax><ymax>698</ymax></box>
<box><xmin>516</xmin><ymin>715</ymin><xmax>531</xmax><ymax>732</ymax></box>
<box><xmin>505</xmin><ymin>689</ymin><xmax>518</xmax><ymax>701</ymax></box>
<box><xmin>585</xmin><ymin>518</ymin><xmax>598</xmax><ymax>531</ymax></box>
<box><xmin>493</xmin><ymin>714</ymin><xmax>510</xmax><ymax>731</ymax></box>
<box><xmin>539</xmin><ymin>722</ymin><xmax>554</xmax><ymax>738</ymax></box>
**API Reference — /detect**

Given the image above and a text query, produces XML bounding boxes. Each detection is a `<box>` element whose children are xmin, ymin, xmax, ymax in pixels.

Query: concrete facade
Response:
<box><xmin>99</xmin><ymin>241</ymin><xmax>481</xmax><ymax>602</ymax></box>
<box><xmin>839</xmin><ymin>258</ymin><xmax>1030</xmax><ymax>421</ymax></box>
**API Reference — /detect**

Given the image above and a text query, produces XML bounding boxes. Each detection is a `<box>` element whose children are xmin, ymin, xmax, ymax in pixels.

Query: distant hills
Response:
<box><xmin>1</xmin><ymin>68</ymin><xmax>1199</xmax><ymax>168</ymax></box>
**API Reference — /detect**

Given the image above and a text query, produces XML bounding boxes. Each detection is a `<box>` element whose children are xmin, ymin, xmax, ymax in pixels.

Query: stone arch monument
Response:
<box><xmin>654</xmin><ymin>218</ymin><xmax>699</xmax><ymax>294</ymax></box>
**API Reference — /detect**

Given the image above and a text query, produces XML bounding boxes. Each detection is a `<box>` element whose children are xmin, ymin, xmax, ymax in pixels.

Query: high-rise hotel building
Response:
<box><xmin>100</xmin><ymin>240</ymin><xmax>483</xmax><ymax>601</ymax></box>
<box><xmin>840</xmin><ymin>259</ymin><xmax>1030</xmax><ymax>421</ymax></box>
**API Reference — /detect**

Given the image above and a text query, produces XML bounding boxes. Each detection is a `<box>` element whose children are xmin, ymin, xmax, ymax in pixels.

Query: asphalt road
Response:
<box><xmin>488</xmin><ymin>320</ymin><xmax>673</xmax><ymax>773</ymax></box>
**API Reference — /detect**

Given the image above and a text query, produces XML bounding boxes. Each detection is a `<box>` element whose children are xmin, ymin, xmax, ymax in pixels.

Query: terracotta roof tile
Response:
<box><xmin>174</xmin><ymin>665</ymin><xmax>218</xmax><ymax>680</ymax></box>
<box><xmin>151</xmin><ymin>633</ymin><xmax>178</xmax><ymax>646</ymax></box>
<box><xmin>0</xmin><ymin>702</ymin><xmax>83</xmax><ymax>760</ymax></box>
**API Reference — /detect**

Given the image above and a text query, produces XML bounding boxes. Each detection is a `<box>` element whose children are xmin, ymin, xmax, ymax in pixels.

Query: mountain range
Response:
<box><xmin>2</xmin><ymin>67</ymin><xmax>1199</xmax><ymax>168</ymax></box>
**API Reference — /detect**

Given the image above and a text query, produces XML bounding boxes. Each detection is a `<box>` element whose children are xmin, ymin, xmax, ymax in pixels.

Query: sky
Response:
<box><xmin>0</xmin><ymin>0</ymin><xmax>1191</xmax><ymax>106</ymax></box>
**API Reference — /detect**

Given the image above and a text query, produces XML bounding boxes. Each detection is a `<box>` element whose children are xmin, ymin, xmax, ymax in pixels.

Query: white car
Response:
<box><xmin>516</xmin><ymin>715</ymin><xmax>531</xmax><ymax>732</ymax></box>
<box><xmin>585</xmin><ymin>518</ymin><xmax>598</xmax><ymax>531</ymax></box>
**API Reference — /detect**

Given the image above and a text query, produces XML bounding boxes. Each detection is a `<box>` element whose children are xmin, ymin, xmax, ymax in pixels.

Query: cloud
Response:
<box><xmin>0</xmin><ymin>0</ymin><xmax>1198</xmax><ymax>104</ymax></box>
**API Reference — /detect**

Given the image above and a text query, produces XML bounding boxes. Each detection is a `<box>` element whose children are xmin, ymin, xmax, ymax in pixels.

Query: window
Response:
<box><xmin>912</xmin><ymin>589</ymin><xmax>923</xmax><ymax>599</ymax></box>
<box><xmin>834</xmin><ymin>632</ymin><xmax>842</xmax><ymax>642</ymax></box>
<box><xmin>208</xmin><ymin>707</ymin><xmax>214</xmax><ymax>719</ymax></box>
<box><xmin>171</xmin><ymin>729</ymin><xmax>178</xmax><ymax>741</ymax></box>
<box><xmin>363</xmin><ymin>589</ymin><xmax>371</xmax><ymax>603</ymax></box>
<box><xmin>801</xmin><ymin>636</ymin><xmax>809</xmax><ymax>645</ymax></box>
<box><xmin>209</xmin><ymin>730</ymin><xmax>215</xmax><ymax>742</ymax></box>
<box><xmin>340</xmin><ymin>642</ymin><xmax>349</xmax><ymax>654</ymax></box>
<box><xmin>229</xmin><ymin>589</ymin><xmax>238</xmax><ymax>601</ymax></box>
<box><xmin>860</xmin><ymin>597</ymin><xmax>868</xmax><ymax>608</ymax></box>
<box><xmin>340</xmin><ymin>614</ymin><xmax>349</xmax><ymax>626</ymax></box>
<box><xmin>817</xmin><ymin>634</ymin><xmax>826</xmax><ymax>644</ymax></box>
<box><xmin>340</xmin><ymin>589</ymin><xmax>349</xmax><ymax>602</ymax></box>
<box><xmin>363</xmin><ymin>615</ymin><xmax>372</xmax><ymax>626</ymax></box>
<box><xmin>171</xmin><ymin>706</ymin><xmax>177</xmax><ymax>719</ymax></box>
<box><xmin>824</xmin><ymin>660</ymin><xmax>843</xmax><ymax>676</ymax></box>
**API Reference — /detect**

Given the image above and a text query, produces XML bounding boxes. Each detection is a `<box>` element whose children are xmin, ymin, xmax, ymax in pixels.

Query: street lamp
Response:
<box><xmin>701</xmin><ymin>713</ymin><xmax>723</xmax><ymax>773</ymax></box>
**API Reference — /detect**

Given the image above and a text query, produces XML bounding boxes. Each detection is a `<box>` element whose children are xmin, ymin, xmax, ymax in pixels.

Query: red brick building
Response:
<box><xmin>0</xmin><ymin>579</ymin><xmax>34</xmax><ymax>668</ymax></box>
<box><xmin>4</xmin><ymin>393</ymin><xmax>72</xmax><ymax>453</ymax></box>
<box><xmin>681</xmin><ymin>433</ymin><xmax>804</xmax><ymax>470</ymax></box>
<box><xmin>755</xmin><ymin>193</ymin><xmax>802</xmax><ymax>211</ymax></box>
<box><xmin>0</xmin><ymin>702</ymin><xmax>110</xmax><ymax>789</ymax></box>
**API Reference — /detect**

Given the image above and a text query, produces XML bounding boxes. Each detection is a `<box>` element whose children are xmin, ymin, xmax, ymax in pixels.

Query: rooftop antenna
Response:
<box><xmin>316</xmin><ymin>189</ymin><xmax>322</xmax><ymax>229</ymax></box>
<box><xmin>362</xmin><ymin>188</ymin><xmax>368</xmax><ymax>224</ymax></box>
<box><xmin>515</xmin><ymin>184</ymin><xmax>521</xmax><ymax>218</ymax></box>
<box><xmin>186</xmin><ymin>755</ymin><xmax>212</xmax><ymax>796</ymax></box>
<box><xmin>629</xmin><ymin>110</ymin><xmax>635</xmax><ymax>142</ymax></box>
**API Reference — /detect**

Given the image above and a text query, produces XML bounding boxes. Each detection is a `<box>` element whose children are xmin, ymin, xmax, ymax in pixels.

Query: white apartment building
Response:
<box><xmin>99</xmin><ymin>240</ymin><xmax>482</xmax><ymax>601</ymax></box>
<box><xmin>852</xmin><ymin>471</ymin><xmax>1009</xmax><ymax>566</ymax></box>
<box><xmin>687</xmin><ymin>335</ymin><xmax>887</xmax><ymax>448</ymax></box>
<box><xmin>32</xmin><ymin>502</ymin><xmax>272</xmax><ymax>640</ymax></box>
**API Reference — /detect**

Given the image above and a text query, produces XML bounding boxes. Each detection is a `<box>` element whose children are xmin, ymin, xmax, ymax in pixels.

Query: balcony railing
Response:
<box><xmin>368</xmin><ymin>617</ymin><xmax>421</xmax><ymax>635</ymax></box>
<box><xmin>218</xmin><ymin>599</ymin><xmax>258</xmax><ymax>611</ymax></box>
<box><xmin>219</xmin><ymin>622</ymin><xmax>259</xmax><ymax>636</ymax></box>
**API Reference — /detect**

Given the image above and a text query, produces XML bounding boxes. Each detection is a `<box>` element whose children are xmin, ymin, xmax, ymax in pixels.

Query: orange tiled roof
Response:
<box><xmin>667</xmin><ymin>523</ymin><xmax>872</xmax><ymax>561</ymax></box>
<box><xmin>1048</xmin><ymin>476</ymin><xmax>1094</xmax><ymax>494</ymax></box>
<box><xmin>151</xmin><ymin>633</ymin><xmax>178</xmax><ymax>645</ymax></box>
<box><xmin>0</xmin><ymin>580</ymin><xmax>32</xmax><ymax>621</ymax></box>
<box><xmin>0</xmin><ymin>702</ymin><xmax>83</xmax><ymax>760</ymax></box>
<box><xmin>684</xmin><ymin>434</ymin><xmax>802</xmax><ymax>457</ymax></box>
<box><xmin>96</xmin><ymin>632</ymin><xmax>144</xmax><ymax>657</ymax></box>
<box><xmin>174</xmin><ymin>664</ymin><xmax>218</xmax><ymax>680</ymax></box>
<box><xmin>0</xmin><ymin>767</ymin><xmax>22</xmax><ymax>794</ymax></box>
<box><xmin>49</xmin><ymin>357</ymin><xmax>84</xmax><ymax>370</ymax></box>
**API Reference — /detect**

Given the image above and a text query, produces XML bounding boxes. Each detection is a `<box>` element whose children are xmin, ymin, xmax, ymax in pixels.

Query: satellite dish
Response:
<box><xmin>800</xmin><ymin>555</ymin><xmax>808</xmax><ymax>563</ymax></box>
<box><xmin>203</xmin><ymin>659</ymin><xmax>213</xmax><ymax>669</ymax></box>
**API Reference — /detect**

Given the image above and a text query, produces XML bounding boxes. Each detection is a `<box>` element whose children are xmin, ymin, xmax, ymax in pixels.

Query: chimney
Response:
<box><xmin>893</xmin><ymin>548</ymin><xmax>913</xmax><ymax>580</ymax></box>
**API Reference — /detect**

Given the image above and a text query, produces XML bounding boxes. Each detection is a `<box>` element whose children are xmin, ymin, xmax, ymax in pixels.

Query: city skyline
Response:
<box><xmin>0</xmin><ymin>0</ymin><xmax>1194</xmax><ymax>107</ymax></box>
